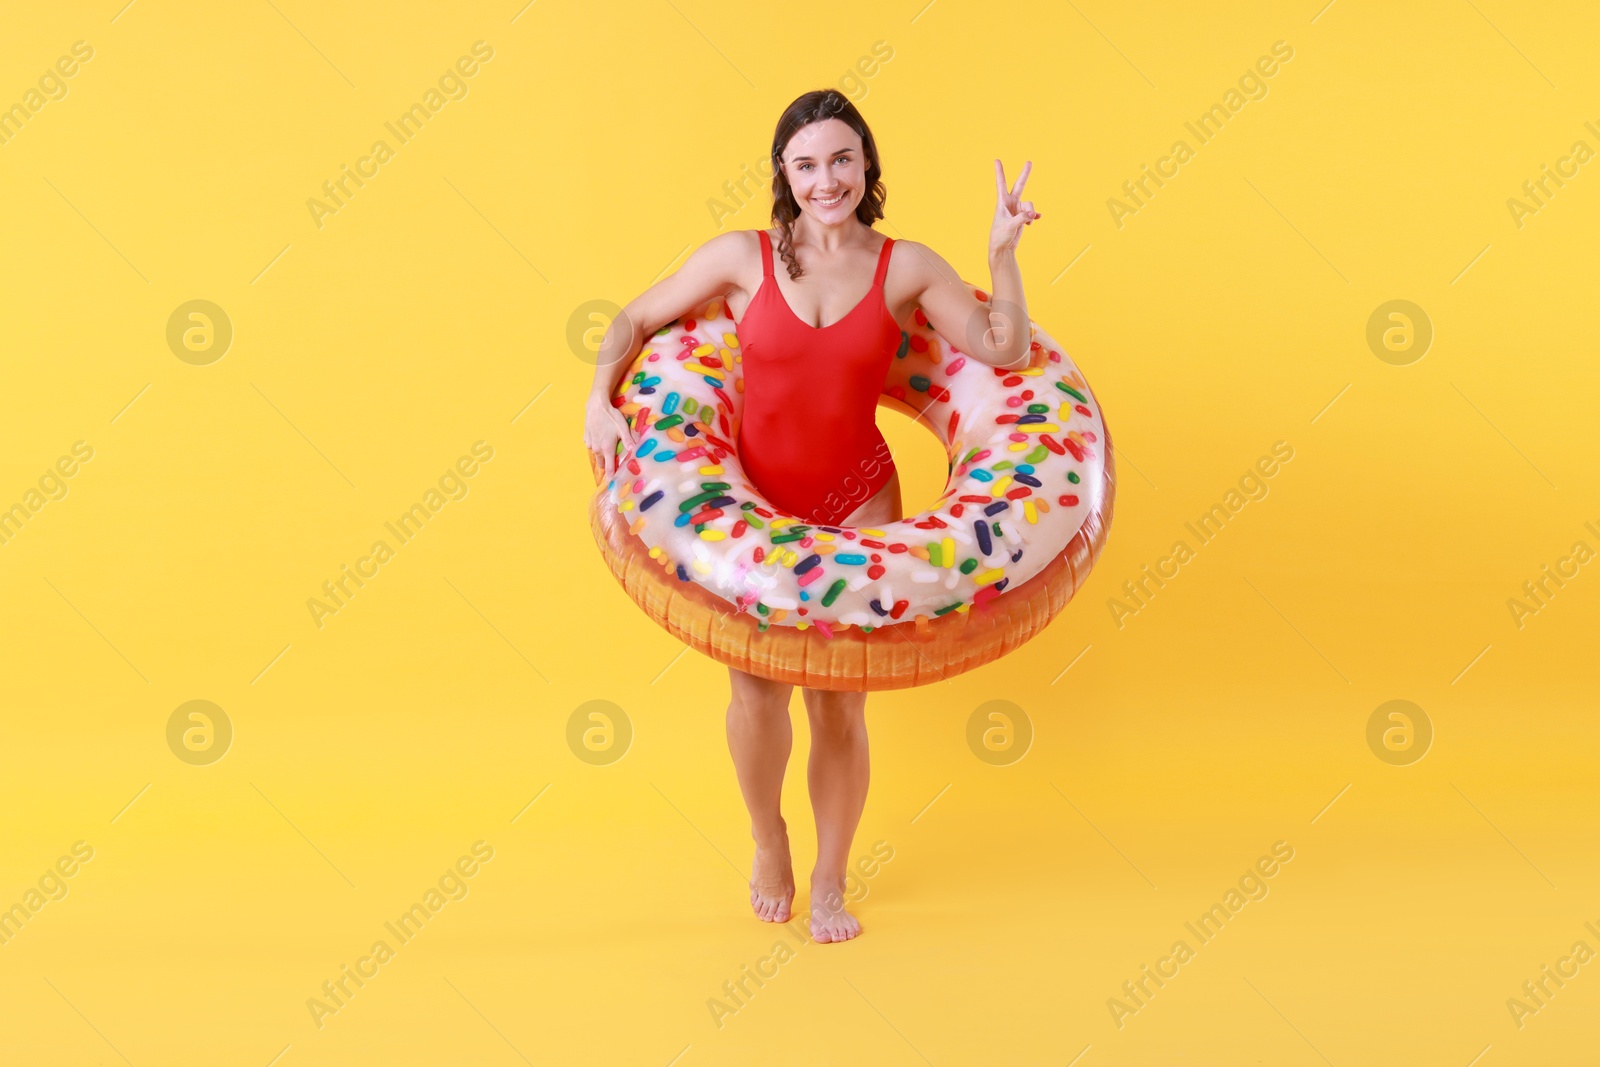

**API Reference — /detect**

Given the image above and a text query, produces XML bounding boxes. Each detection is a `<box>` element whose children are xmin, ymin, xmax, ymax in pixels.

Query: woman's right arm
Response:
<box><xmin>585</xmin><ymin>231</ymin><xmax>750</xmax><ymax>482</ymax></box>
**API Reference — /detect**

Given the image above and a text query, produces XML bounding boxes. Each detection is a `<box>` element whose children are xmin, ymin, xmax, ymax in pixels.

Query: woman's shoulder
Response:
<box><xmin>880</xmin><ymin>235</ymin><xmax>941</xmax><ymax>278</ymax></box>
<box><xmin>695</xmin><ymin>228</ymin><xmax>767</xmax><ymax>261</ymax></box>
<box><xmin>883</xmin><ymin>233</ymin><xmax>926</xmax><ymax>255</ymax></box>
<box><xmin>682</xmin><ymin>229</ymin><xmax>764</xmax><ymax>275</ymax></box>
<box><xmin>883</xmin><ymin>235</ymin><xmax>940</xmax><ymax>273</ymax></box>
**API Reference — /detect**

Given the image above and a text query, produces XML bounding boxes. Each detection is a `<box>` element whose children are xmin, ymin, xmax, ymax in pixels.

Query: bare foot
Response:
<box><xmin>750</xmin><ymin>835</ymin><xmax>795</xmax><ymax>922</ymax></box>
<box><xmin>809</xmin><ymin>874</ymin><xmax>861</xmax><ymax>943</ymax></box>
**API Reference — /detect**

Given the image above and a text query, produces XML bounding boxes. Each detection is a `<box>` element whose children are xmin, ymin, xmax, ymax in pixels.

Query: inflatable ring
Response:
<box><xmin>588</xmin><ymin>285</ymin><xmax>1116</xmax><ymax>691</ymax></box>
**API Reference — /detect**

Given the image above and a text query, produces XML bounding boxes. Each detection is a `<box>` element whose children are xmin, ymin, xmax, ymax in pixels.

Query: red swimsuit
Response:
<box><xmin>735</xmin><ymin>229</ymin><xmax>901</xmax><ymax>526</ymax></box>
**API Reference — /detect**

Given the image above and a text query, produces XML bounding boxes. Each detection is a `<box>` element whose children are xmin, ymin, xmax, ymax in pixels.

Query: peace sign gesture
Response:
<box><xmin>990</xmin><ymin>159</ymin><xmax>1040</xmax><ymax>258</ymax></box>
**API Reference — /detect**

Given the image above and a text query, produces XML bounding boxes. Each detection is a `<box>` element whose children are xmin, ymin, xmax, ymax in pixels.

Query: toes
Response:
<box><xmin>806</xmin><ymin>904</ymin><xmax>859</xmax><ymax>943</ymax></box>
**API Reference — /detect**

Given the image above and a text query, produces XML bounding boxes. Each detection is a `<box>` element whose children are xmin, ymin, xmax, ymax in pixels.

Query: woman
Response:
<box><xmin>584</xmin><ymin>89</ymin><xmax>1040</xmax><ymax>942</ymax></box>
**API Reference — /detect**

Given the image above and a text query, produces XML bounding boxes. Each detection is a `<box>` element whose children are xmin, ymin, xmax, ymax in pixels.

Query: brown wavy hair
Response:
<box><xmin>768</xmin><ymin>89</ymin><xmax>887</xmax><ymax>280</ymax></box>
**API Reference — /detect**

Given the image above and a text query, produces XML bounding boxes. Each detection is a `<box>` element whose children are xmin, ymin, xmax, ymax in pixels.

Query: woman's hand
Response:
<box><xmin>584</xmin><ymin>391</ymin><xmax>636</xmax><ymax>484</ymax></box>
<box><xmin>990</xmin><ymin>159</ymin><xmax>1040</xmax><ymax>259</ymax></box>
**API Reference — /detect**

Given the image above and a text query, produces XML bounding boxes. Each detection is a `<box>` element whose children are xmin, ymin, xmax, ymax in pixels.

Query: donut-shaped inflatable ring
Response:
<box><xmin>588</xmin><ymin>285</ymin><xmax>1116</xmax><ymax>691</ymax></box>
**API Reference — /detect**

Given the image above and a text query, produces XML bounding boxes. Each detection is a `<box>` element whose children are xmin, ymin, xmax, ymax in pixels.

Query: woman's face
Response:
<box><xmin>780</xmin><ymin>118</ymin><xmax>865</xmax><ymax>223</ymax></box>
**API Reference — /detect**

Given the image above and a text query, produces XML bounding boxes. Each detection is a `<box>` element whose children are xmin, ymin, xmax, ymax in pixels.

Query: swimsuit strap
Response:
<box><xmin>758</xmin><ymin>229</ymin><xmax>775</xmax><ymax>278</ymax></box>
<box><xmin>871</xmin><ymin>235</ymin><xmax>895</xmax><ymax>288</ymax></box>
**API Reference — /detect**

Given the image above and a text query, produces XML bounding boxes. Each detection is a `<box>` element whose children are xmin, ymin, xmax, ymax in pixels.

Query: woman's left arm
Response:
<box><xmin>909</xmin><ymin>159</ymin><xmax>1042</xmax><ymax>371</ymax></box>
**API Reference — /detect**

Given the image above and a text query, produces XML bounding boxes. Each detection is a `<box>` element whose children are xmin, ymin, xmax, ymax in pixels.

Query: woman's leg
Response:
<box><xmin>801</xmin><ymin>688</ymin><xmax>870</xmax><ymax>942</ymax></box>
<box><xmin>800</xmin><ymin>462</ymin><xmax>902</xmax><ymax>943</ymax></box>
<box><xmin>726</xmin><ymin>666</ymin><xmax>796</xmax><ymax>921</ymax></box>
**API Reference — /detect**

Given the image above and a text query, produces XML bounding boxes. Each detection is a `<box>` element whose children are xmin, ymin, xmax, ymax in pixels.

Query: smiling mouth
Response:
<box><xmin>813</xmin><ymin>192</ymin><xmax>846</xmax><ymax>206</ymax></box>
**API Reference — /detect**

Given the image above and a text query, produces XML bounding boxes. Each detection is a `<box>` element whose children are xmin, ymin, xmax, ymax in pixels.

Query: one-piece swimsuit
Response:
<box><xmin>734</xmin><ymin>228</ymin><xmax>901</xmax><ymax>525</ymax></box>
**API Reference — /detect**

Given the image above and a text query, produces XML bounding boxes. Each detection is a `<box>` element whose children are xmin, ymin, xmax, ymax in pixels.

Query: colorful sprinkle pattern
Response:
<box><xmin>601</xmin><ymin>289</ymin><xmax>1107</xmax><ymax>635</ymax></box>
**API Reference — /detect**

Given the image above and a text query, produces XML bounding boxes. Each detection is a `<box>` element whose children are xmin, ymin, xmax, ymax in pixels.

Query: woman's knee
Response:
<box><xmin>729</xmin><ymin>668</ymin><xmax>792</xmax><ymax>719</ymax></box>
<box><xmin>804</xmin><ymin>691</ymin><xmax>867</xmax><ymax>742</ymax></box>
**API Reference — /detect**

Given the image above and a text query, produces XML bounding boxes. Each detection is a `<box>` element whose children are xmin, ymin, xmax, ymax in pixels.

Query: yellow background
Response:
<box><xmin>3</xmin><ymin>0</ymin><xmax>1598</xmax><ymax>1063</ymax></box>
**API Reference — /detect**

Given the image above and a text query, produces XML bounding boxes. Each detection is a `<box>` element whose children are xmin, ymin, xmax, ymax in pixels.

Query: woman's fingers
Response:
<box><xmin>608</xmin><ymin>410</ymin><xmax>637</xmax><ymax>476</ymax></box>
<box><xmin>1011</xmin><ymin>160</ymin><xmax>1032</xmax><ymax>198</ymax></box>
